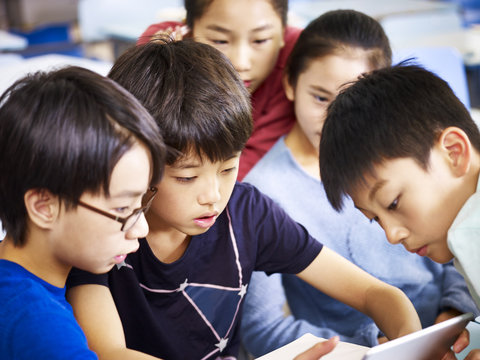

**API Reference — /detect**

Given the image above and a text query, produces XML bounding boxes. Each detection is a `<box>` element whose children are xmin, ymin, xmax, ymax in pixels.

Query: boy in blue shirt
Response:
<box><xmin>0</xmin><ymin>67</ymin><xmax>166</xmax><ymax>359</ymax></box>
<box><xmin>319</xmin><ymin>63</ymin><xmax>480</xmax><ymax>358</ymax></box>
<box><xmin>66</xmin><ymin>39</ymin><xmax>422</xmax><ymax>360</ymax></box>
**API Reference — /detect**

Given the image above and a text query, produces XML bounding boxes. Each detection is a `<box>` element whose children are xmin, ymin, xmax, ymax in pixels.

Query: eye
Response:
<box><xmin>114</xmin><ymin>206</ymin><xmax>131</xmax><ymax>214</ymax></box>
<box><xmin>175</xmin><ymin>176</ymin><xmax>196</xmax><ymax>183</ymax></box>
<box><xmin>253</xmin><ymin>38</ymin><xmax>270</xmax><ymax>45</ymax></box>
<box><xmin>222</xmin><ymin>166</ymin><xmax>236</xmax><ymax>174</ymax></box>
<box><xmin>311</xmin><ymin>93</ymin><xmax>329</xmax><ymax>104</ymax></box>
<box><xmin>210</xmin><ymin>39</ymin><xmax>228</xmax><ymax>45</ymax></box>
<box><xmin>387</xmin><ymin>198</ymin><xmax>399</xmax><ymax>211</ymax></box>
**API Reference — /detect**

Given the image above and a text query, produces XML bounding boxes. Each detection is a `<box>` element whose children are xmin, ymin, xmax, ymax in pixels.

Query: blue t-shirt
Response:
<box><xmin>0</xmin><ymin>260</ymin><xmax>97</xmax><ymax>360</ymax></box>
<box><xmin>67</xmin><ymin>182</ymin><xmax>322</xmax><ymax>359</ymax></box>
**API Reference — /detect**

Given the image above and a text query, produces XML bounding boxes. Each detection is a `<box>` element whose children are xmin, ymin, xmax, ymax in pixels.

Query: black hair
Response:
<box><xmin>286</xmin><ymin>9</ymin><xmax>392</xmax><ymax>89</ymax></box>
<box><xmin>0</xmin><ymin>66</ymin><xmax>166</xmax><ymax>245</ymax></box>
<box><xmin>109</xmin><ymin>38</ymin><xmax>252</xmax><ymax>165</ymax></box>
<box><xmin>184</xmin><ymin>0</ymin><xmax>288</xmax><ymax>28</ymax></box>
<box><xmin>319</xmin><ymin>63</ymin><xmax>480</xmax><ymax>211</ymax></box>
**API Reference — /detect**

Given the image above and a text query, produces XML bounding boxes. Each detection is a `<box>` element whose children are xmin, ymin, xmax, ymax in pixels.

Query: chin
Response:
<box><xmin>430</xmin><ymin>251</ymin><xmax>455</xmax><ymax>264</ymax></box>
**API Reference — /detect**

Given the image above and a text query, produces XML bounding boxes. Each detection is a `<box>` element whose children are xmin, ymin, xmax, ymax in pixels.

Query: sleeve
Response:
<box><xmin>136</xmin><ymin>20</ymin><xmax>184</xmax><ymax>45</ymax></box>
<box><xmin>439</xmin><ymin>261</ymin><xmax>480</xmax><ymax>315</ymax></box>
<box><xmin>10</xmin><ymin>306</ymin><xmax>98</xmax><ymax>360</ymax></box>
<box><xmin>234</xmin><ymin>184</ymin><xmax>322</xmax><ymax>275</ymax></box>
<box><xmin>66</xmin><ymin>267</ymin><xmax>109</xmax><ymax>289</ymax></box>
<box><xmin>240</xmin><ymin>271</ymin><xmax>380</xmax><ymax>357</ymax></box>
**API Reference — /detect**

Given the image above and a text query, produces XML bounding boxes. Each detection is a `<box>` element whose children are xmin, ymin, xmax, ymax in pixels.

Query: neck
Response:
<box><xmin>145</xmin><ymin>213</ymin><xmax>191</xmax><ymax>264</ymax></box>
<box><xmin>284</xmin><ymin>122</ymin><xmax>321</xmax><ymax>179</ymax></box>
<box><xmin>0</xmin><ymin>234</ymin><xmax>69</xmax><ymax>288</ymax></box>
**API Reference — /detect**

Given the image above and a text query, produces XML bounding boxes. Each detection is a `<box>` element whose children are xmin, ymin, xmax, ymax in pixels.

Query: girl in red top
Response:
<box><xmin>138</xmin><ymin>0</ymin><xmax>300</xmax><ymax>180</ymax></box>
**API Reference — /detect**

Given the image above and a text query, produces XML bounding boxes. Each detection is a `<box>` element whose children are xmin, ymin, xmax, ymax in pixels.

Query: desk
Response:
<box><xmin>0</xmin><ymin>54</ymin><xmax>112</xmax><ymax>95</ymax></box>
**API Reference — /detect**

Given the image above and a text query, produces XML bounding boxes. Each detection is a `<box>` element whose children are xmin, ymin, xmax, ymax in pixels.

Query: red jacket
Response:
<box><xmin>138</xmin><ymin>23</ymin><xmax>301</xmax><ymax>180</ymax></box>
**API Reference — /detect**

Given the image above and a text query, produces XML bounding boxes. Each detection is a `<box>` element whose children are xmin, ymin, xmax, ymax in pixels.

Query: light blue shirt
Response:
<box><xmin>448</xmin><ymin>176</ymin><xmax>480</xmax><ymax>307</ymax></box>
<box><xmin>241</xmin><ymin>137</ymin><xmax>478</xmax><ymax>357</ymax></box>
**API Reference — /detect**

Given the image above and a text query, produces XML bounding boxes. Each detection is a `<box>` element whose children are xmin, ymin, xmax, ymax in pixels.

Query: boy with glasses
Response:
<box><xmin>0</xmin><ymin>66</ymin><xmax>166</xmax><ymax>360</ymax></box>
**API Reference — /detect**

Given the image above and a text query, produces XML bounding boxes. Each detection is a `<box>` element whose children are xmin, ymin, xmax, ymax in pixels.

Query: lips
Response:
<box><xmin>243</xmin><ymin>80</ymin><xmax>252</xmax><ymax>88</ymax></box>
<box><xmin>409</xmin><ymin>245</ymin><xmax>428</xmax><ymax>257</ymax></box>
<box><xmin>114</xmin><ymin>254</ymin><xmax>127</xmax><ymax>264</ymax></box>
<box><xmin>194</xmin><ymin>213</ymin><xmax>218</xmax><ymax>229</ymax></box>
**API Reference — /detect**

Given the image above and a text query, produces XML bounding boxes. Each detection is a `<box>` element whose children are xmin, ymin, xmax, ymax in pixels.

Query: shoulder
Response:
<box><xmin>137</xmin><ymin>20</ymin><xmax>184</xmax><ymax>45</ymax></box>
<box><xmin>244</xmin><ymin>138</ymin><xmax>288</xmax><ymax>183</ymax></box>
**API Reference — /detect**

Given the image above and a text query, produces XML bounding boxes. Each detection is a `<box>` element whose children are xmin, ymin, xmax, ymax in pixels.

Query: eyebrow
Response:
<box><xmin>206</xmin><ymin>24</ymin><xmax>274</xmax><ymax>34</ymax></box>
<box><xmin>310</xmin><ymin>85</ymin><xmax>333</xmax><ymax>96</ymax></box>
<box><xmin>368</xmin><ymin>179</ymin><xmax>387</xmax><ymax>202</ymax></box>
<box><xmin>173</xmin><ymin>153</ymin><xmax>239</xmax><ymax>169</ymax></box>
<box><xmin>110</xmin><ymin>190</ymin><xmax>146</xmax><ymax>199</ymax></box>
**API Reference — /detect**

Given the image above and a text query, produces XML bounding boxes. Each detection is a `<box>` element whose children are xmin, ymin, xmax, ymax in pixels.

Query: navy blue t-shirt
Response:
<box><xmin>68</xmin><ymin>182</ymin><xmax>322</xmax><ymax>359</ymax></box>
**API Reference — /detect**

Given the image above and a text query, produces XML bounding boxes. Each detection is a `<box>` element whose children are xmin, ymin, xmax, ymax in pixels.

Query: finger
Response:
<box><xmin>441</xmin><ymin>349</ymin><xmax>458</xmax><ymax>360</ymax></box>
<box><xmin>464</xmin><ymin>349</ymin><xmax>480</xmax><ymax>360</ymax></box>
<box><xmin>453</xmin><ymin>329</ymin><xmax>470</xmax><ymax>353</ymax></box>
<box><xmin>294</xmin><ymin>336</ymin><xmax>339</xmax><ymax>360</ymax></box>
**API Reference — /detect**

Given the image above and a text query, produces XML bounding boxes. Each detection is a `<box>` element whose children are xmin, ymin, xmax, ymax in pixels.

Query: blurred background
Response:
<box><xmin>0</xmin><ymin>0</ymin><xmax>479</xmax><ymax>113</ymax></box>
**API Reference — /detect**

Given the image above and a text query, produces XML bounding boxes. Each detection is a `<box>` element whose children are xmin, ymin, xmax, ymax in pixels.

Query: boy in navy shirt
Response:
<box><xmin>67</xmin><ymin>40</ymin><xmax>421</xmax><ymax>360</ymax></box>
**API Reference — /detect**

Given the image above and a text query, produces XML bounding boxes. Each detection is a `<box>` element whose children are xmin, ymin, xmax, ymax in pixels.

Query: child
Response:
<box><xmin>0</xmin><ymin>66</ymin><xmax>165</xmax><ymax>359</ymax></box>
<box><xmin>138</xmin><ymin>0</ymin><xmax>300</xmax><ymax>180</ymax></box>
<box><xmin>240</xmin><ymin>10</ymin><xmax>479</xmax><ymax>357</ymax></box>
<box><xmin>319</xmin><ymin>63</ymin><xmax>480</xmax><ymax>358</ymax></box>
<box><xmin>66</xmin><ymin>39</ymin><xmax>421</xmax><ymax>360</ymax></box>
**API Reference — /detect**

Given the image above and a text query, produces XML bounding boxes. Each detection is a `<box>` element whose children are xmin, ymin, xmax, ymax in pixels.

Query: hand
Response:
<box><xmin>462</xmin><ymin>349</ymin><xmax>480</xmax><ymax>360</ymax></box>
<box><xmin>377</xmin><ymin>336</ymin><xmax>388</xmax><ymax>344</ymax></box>
<box><xmin>435</xmin><ymin>308</ymin><xmax>463</xmax><ymax>324</ymax></box>
<box><xmin>441</xmin><ymin>329</ymin><xmax>470</xmax><ymax>360</ymax></box>
<box><xmin>152</xmin><ymin>25</ymin><xmax>189</xmax><ymax>42</ymax></box>
<box><xmin>293</xmin><ymin>336</ymin><xmax>339</xmax><ymax>360</ymax></box>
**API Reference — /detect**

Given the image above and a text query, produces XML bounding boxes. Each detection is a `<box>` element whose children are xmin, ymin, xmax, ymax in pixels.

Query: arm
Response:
<box><xmin>297</xmin><ymin>247</ymin><xmax>421</xmax><ymax>340</ymax></box>
<box><xmin>241</xmin><ymin>272</ymin><xmax>380</xmax><ymax>357</ymax></box>
<box><xmin>67</xmin><ymin>284</ymin><xmax>162</xmax><ymax>360</ymax></box>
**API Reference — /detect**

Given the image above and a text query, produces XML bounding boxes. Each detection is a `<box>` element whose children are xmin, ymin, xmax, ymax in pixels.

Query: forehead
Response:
<box><xmin>350</xmin><ymin>157</ymin><xmax>428</xmax><ymax>202</ymax></box>
<box><xmin>300</xmin><ymin>50</ymin><xmax>372</xmax><ymax>90</ymax></box>
<box><xmin>108</xmin><ymin>143</ymin><xmax>152</xmax><ymax>197</ymax></box>
<box><xmin>195</xmin><ymin>0</ymin><xmax>282</xmax><ymax>31</ymax></box>
<box><xmin>171</xmin><ymin>150</ymin><xmax>240</xmax><ymax>169</ymax></box>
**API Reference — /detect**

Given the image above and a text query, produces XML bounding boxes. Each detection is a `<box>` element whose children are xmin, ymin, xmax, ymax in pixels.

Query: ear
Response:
<box><xmin>24</xmin><ymin>189</ymin><xmax>60</xmax><ymax>230</ymax></box>
<box><xmin>437</xmin><ymin>127</ymin><xmax>472</xmax><ymax>177</ymax></box>
<box><xmin>282</xmin><ymin>73</ymin><xmax>295</xmax><ymax>102</ymax></box>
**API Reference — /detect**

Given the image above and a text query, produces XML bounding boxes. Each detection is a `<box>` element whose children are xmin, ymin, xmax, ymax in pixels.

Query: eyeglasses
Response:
<box><xmin>77</xmin><ymin>186</ymin><xmax>158</xmax><ymax>232</ymax></box>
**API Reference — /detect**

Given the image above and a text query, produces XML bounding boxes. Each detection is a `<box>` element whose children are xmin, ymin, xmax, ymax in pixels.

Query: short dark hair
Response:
<box><xmin>319</xmin><ymin>63</ymin><xmax>480</xmax><ymax>211</ymax></box>
<box><xmin>286</xmin><ymin>9</ymin><xmax>392</xmax><ymax>89</ymax></box>
<box><xmin>0</xmin><ymin>66</ymin><xmax>166</xmax><ymax>245</ymax></box>
<box><xmin>184</xmin><ymin>0</ymin><xmax>288</xmax><ymax>29</ymax></box>
<box><xmin>109</xmin><ymin>38</ymin><xmax>252</xmax><ymax>165</ymax></box>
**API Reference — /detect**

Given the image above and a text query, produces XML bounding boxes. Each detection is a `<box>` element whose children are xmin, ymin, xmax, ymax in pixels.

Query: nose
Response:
<box><xmin>382</xmin><ymin>218</ymin><xmax>409</xmax><ymax>245</ymax></box>
<box><xmin>228</xmin><ymin>42</ymin><xmax>252</xmax><ymax>73</ymax></box>
<box><xmin>198</xmin><ymin>177</ymin><xmax>221</xmax><ymax>205</ymax></box>
<box><xmin>126</xmin><ymin>212</ymin><xmax>149</xmax><ymax>240</ymax></box>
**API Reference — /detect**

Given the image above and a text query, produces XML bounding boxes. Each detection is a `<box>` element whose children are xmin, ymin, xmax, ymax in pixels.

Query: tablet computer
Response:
<box><xmin>362</xmin><ymin>312</ymin><xmax>474</xmax><ymax>360</ymax></box>
<box><xmin>257</xmin><ymin>312</ymin><xmax>474</xmax><ymax>360</ymax></box>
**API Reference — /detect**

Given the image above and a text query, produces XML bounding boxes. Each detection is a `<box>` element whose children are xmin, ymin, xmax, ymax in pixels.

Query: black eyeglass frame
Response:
<box><xmin>77</xmin><ymin>186</ymin><xmax>158</xmax><ymax>232</ymax></box>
